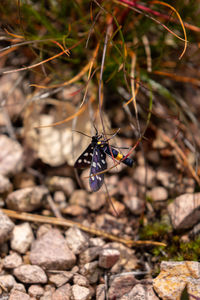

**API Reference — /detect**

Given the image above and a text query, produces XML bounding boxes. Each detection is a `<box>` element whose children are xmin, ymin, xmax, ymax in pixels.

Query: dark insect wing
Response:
<box><xmin>74</xmin><ymin>144</ymin><xmax>94</xmax><ymax>168</ymax></box>
<box><xmin>89</xmin><ymin>146</ymin><xmax>107</xmax><ymax>192</ymax></box>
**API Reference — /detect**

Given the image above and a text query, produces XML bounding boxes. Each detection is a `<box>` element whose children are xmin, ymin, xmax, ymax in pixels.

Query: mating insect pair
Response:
<box><xmin>74</xmin><ymin>131</ymin><xmax>134</xmax><ymax>192</ymax></box>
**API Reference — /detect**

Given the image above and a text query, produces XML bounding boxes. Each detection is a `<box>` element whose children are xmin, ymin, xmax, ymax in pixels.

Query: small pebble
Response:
<box><xmin>3</xmin><ymin>252</ymin><xmax>22</xmax><ymax>269</ymax></box>
<box><xmin>48</xmin><ymin>271</ymin><xmax>73</xmax><ymax>287</ymax></box>
<box><xmin>28</xmin><ymin>284</ymin><xmax>44</xmax><ymax>298</ymax></box>
<box><xmin>6</xmin><ymin>186</ymin><xmax>48</xmax><ymax>212</ymax></box>
<box><xmin>30</xmin><ymin>229</ymin><xmax>76</xmax><ymax>270</ymax></box>
<box><xmin>71</xmin><ymin>284</ymin><xmax>91</xmax><ymax>300</ymax></box>
<box><xmin>0</xmin><ymin>274</ymin><xmax>16</xmax><ymax>291</ymax></box>
<box><xmin>13</xmin><ymin>265</ymin><xmax>47</xmax><ymax>284</ymax></box>
<box><xmin>65</xmin><ymin>226</ymin><xmax>89</xmax><ymax>255</ymax></box>
<box><xmin>98</xmin><ymin>248</ymin><xmax>120</xmax><ymax>269</ymax></box>
<box><xmin>11</xmin><ymin>222</ymin><xmax>34</xmax><ymax>254</ymax></box>
<box><xmin>0</xmin><ymin>211</ymin><xmax>14</xmax><ymax>245</ymax></box>
<box><xmin>9</xmin><ymin>290</ymin><xmax>30</xmax><ymax>300</ymax></box>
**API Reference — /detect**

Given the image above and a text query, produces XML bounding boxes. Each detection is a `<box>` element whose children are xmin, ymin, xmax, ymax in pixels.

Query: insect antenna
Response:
<box><xmin>72</xmin><ymin>130</ymin><xmax>92</xmax><ymax>138</ymax></box>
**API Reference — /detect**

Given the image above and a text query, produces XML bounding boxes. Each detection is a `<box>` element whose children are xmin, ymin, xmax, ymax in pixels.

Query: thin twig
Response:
<box><xmin>2</xmin><ymin>209</ymin><xmax>166</xmax><ymax>248</ymax></box>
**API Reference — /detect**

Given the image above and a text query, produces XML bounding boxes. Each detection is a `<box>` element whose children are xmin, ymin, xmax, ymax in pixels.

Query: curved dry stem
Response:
<box><xmin>151</xmin><ymin>0</ymin><xmax>188</xmax><ymax>59</ymax></box>
<box><xmin>1</xmin><ymin>209</ymin><xmax>166</xmax><ymax>248</ymax></box>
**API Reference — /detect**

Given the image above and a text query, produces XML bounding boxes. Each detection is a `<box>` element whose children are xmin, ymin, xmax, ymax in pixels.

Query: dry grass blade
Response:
<box><xmin>158</xmin><ymin>129</ymin><xmax>200</xmax><ymax>186</ymax></box>
<box><xmin>2</xmin><ymin>209</ymin><xmax>166</xmax><ymax>248</ymax></box>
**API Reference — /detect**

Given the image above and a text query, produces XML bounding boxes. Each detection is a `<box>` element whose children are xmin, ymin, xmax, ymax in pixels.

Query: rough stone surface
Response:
<box><xmin>6</xmin><ymin>186</ymin><xmax>48</xmax><ymax>212</ymax></box>
<box><xmin>73</xmin><ymin>274</ymin><xmax>89</xmax><ymax>287</ymax></box>
<box><xmin>62</xmin><ymin>204</ymin><xmax>88</xmax><ymax>216</ymax></box>
<box><xmin>148</xmin><ymin>186</ymin><xmax>168</xmax><ymax>201</ymax></box>
<box><xmin>0</xmin><ymin>210</ymin><xmax>14</xmax><ymax>244</ymax></box>
<box><xmin>153</xmin><ymin>261</ymin><xmax>200</xmax><ymax>300</ymax></box>
<box><xmin>0</xmin><ymin>274</ymin><xmax>16</xmax><ymax>291</ymax></box>
<box><xmin>87</xmin><ymin>192</ymin><xmax>106</xmax><ymax>211</ymax></box>
<box><xmin>98</xmin><ymin>248</ymin><xmax>120</xmax><ymax>269</ymax></box>
<box><xmin>54</xmin><ymin>190</ymin><xmax>66</xmax><ymax>203</ymax></box>
<box><xmin>52</xmin><ymin>283</ymin><xmax>71</xmax><ymax>300</ymax></box>
<box><xmin>89</xmin><ymin>238</ymin><xmax>105</xmax><ymax>248</ymax></box>
<box><xmin>133</xmin><ymin>166</ymin><xmax>156</xmax><ymax>187</ymax></box>
<box><xmin>28</xmin><ymin>284</ymin><xmax>44</xmax><ymax>298</ymax></box>
<box><xmin>123</xmin><ymin>195</ymin><xmax>144</xmax><ymax>215</ymax></box>
<box><xmin>0</xmin><ymin>135</ymin><xmax>24</xmax><ymax>176</ymax></box>
<box><xmin>65</xmin><ymin>226</ymin><xmax>89</xmax><ymax>255</ymax></box>
<box><xmin>71</xmin><ymin>284</ymin><xmax>91</xmax><ymax>300</ymax></box>
<box><xmin>30</xmin><ymin>229</ymin><xmax>76</xmax><ymax>270</ymax></box>
<box><xmin>40</xmin><ymin>284</ymin><xmax>56</xmax><ymax>300</ymax></box>
<box><xmin>168</xmin><ymin>193</ymin><xmax>200</xmax><ymax>229</ymax></box>
<box><xmin>48</xmin><ymin>271</ymin><xmax>73</xmax><ymax>287</ymax></box>
<box><xmin>80</xmin><ymin>261</ymin><xmax>100</xmax><ymax>284</ymax></box>
<box><xmin>11</xmin><ymin>283</ymin><xmax>26</xmax><ymax>293</ymax></box>
<box><xmin>103</xmin><ymin>242</ymin><xmax>137</xmax><ymax>272</ymax></box>
<box><xmin>0</xmin><ymin>174</ymin><xmax>12</xmax><ymax>194</ymax></box>
<box><xmin>11</xmin><ymin>222</ymin><xmax>34</xmax><ymax>254</ymax></box>
<box><xmin>118</xmin><ymin>177</ymin><xmax>137</xmax><ymax>197</ymax></box>
<box><xmin>9</xmin><ymin>290</ymin><xmax>30</xmax><ymax>300</ymax></box>
<box><xmin>69</xmin><ymin>190</ymin><xmax>88</xmax><ymax>207</ymax></box>
<box><xmin>13</xmin><ymin>265</ymin><xmax>47</xmax><ymax>284</ymax></box>
<box><xmin>46</xmin><ymin>176</ymin><xmax>75</xmax><ymax>196</ymax></box>
<box><xmin>3</xmin><ymin>252</ymin><xmax>22</xmax><ymax>269</ymax></box>
<box><xmin>156</xmin><ymin>168</ymin><xmax>173</xmax><ymax>188</ymax></box>
<box><xmin>96</xmin><ymin>284</ymin><xmax>106</xmax><ymax>300</ymax></box>
<box><xmin>79</xmin><ymin>247</ymin><xmax>101</xmax><ymax>265</ymax></box>
<box><xmin>120</xmin><ymin>283</ymin><xmax>159</xmax><ymax>300</ymax></box>
<box><xmin>108</xmin><ymin>274</ymin><xmax>137</xmax><ymax>299</ymax></box>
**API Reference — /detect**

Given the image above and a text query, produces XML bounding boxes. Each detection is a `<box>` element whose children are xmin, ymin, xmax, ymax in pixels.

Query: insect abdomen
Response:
<box><xmin>104</xmin><ymin>146</ymin><xmax>134</xmax><ymax>167</ymax></box>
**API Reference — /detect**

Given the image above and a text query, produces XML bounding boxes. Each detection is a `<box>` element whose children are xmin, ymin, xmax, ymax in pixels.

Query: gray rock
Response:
<box><xmin>79</xmin><ymin>247</ymin><xmax>101</xmax><ymax>265</ymax></box>
<box><xmin>148</xmin><ymin>186</ymin><xmax>168</xmax><ymax>201</ymax></box>
<box><xmin>11</xmin><ymin>283</ymin><xmax>26</xmax><ymax>293</ymax></box>
<box><xmin>133</xmin><ymin>166</ymin><xmax>156</xmax><ymax>187</ymax></box>
<box><xmin>0</xmin><ymin>135</ymin><xmax>23</xmax><ymax>176</ymax></box>
<box><xmin>87</xmin><ymin>193</ymin><xmax>106</xmax><ymax>211</ymax></box>
<box><xmin>3</xmin><ymin>252</ymin><xmax>22</xmax><ymax>269</ymax></box>
<box><xmin>6</xmin><ymin>186</ymin><xmax>48</xmax><ymax>212</ymax></box>
<box><xmin>120</xmin><ymin>282</ymin><xmax>159</xmax><ymax>300</ymax></box>
<box><xmin>13</xmin><ymin>265</ymin><xmax>47</xmax><ymax>284</ymax></box>
<box><xmin>71</xmin><ymin>285</ymin><xmax>91</xmax><ymax>300</ymax></box>
<box><xmin>28</xmin><ymin>284</ymin><xmax>44</xmax><ymax>298</ymax></box>
<box><xmin>73</xmin><ymin>274</ymin><xmax>89</xmax><ymax>287</ymax></box>
<box><xmin>11</xmin><ymin>222</ymin><xmax>34</xmax><ymax>254</ymax></box>
<box><xmin>0</xmin><ymin>210</ymin><xmax>14</xmax><ymax>244</ymax></box>
<box><xmin>40</xmin><ymin>284</ymin><xmax>56</xmax><ymax>300</ymax></box>
<box><xmin>54</xmin><ymin>190</ymin><xmax>66</xmax><ymax>203</ymax></box>
<box><xmin>89</xmin><ymin>238</ymin><xmax>105</xmax><ymax>248</ymax></box>
<box><xmin>52</xmin><ymin>283</ymin><xmax>71</xmax><ymax>300</ymax></box>
<box><xmin>9</xmin><ymin>290</ymin><xmax>30</xmax><ymax>300</ymax></box>
<box><xmin>65</xmin><ymin>226</ymin><xmax>89</xmax><ymax>255</ymax></box>
<box><xmin>168</xmin><ymin>193</ymin><xmax>200</xmax><ymax>230</ymax></box>
<box><xmin>98</xmin><ymin>248</ymin><xmax>120</xmax><ymax>269</ymax></box>
<box><xmin>80</xmin><ymin>261</ymin><xmax>100</xmax><ymax>284</ymax></box>
<box><xmin>46</xmin><ymin>176</ymin><xmax>75</xmax><ymax>196</ymax></box>
<box><xmin>96</xmin><ymin>284</ymin><xmax>106</xmax><ymax>300</ymax></box>
<box><xmin>69</xmin><ymin>190</ymin><xmax>88</xmax><ymax>207</ymax></box>
<box><xmin>0</xmin><ymin>274</ymin><xmax>16</xmax><ymax>291</ymax></box>
<box><xmin>108</xmin><ymin>274</ymin><xmax>137</xmax><ymax>299</ymax></box>
<box><xmin>30</xmin><ymin>229</ymin><xmax>76</xmax><ymax>270</ymax></box>
<box><xmin>48</xmin><ymin>271</ymin><xmax>73</xmax><ymax>287</ymax></box>
<box><xmin>0</xmin><ymin>174</ymin><xmax>12</xmax><ymax>194</ymax></box>
<box><xmin>123</xmin><ymin>195</ymin><xmax>144</xmax><ymax>215</ymax></box>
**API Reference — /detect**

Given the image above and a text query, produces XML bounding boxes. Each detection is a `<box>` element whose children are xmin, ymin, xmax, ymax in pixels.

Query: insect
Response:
<box><xmin>74</xmin><ymin>131</ymin><xmax>134</xmax><ymax>192</ymax></box>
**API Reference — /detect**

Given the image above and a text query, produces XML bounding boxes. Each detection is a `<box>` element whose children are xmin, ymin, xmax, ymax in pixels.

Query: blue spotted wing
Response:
<box><xmin>89</xmin><ymin>146</ymin><xmax>107</xmax><ymax>192</ymax></box>
<box><xmin>74</xmin><ymin>144</ymin><xmax>94</xmax><ymax>168</ymax></box>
